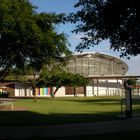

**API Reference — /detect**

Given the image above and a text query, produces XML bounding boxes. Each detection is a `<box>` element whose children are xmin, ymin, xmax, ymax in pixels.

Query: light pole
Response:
<box><xmin>124</xmin><ymin>79</ymin><xmax>132</xmax><ymax>118</ymax></box>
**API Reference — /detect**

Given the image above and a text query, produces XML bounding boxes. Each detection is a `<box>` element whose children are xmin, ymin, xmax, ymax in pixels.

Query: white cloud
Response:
<box><xmin>71</xmin><ymin>33</ymin><xmax>85</xmax><ymax>40</ymax></box>
<box><xmin>123</xmin><ymin>55</ymin><xmax>140</xmax><ymax>75</ymax></box>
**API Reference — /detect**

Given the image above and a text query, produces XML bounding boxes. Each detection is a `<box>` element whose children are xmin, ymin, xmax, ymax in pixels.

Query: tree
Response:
<box><xmin>39</xmin><ymin>61</ymin><xmax>67</xmax><ymax>98</ymax></box>
<box><xmin>126</xmin><ymin>79</ymin><xmax>137</xmax><ymax>86</ymax></box>
<box><xmin>39</xmin><ymin>65</ymin><xmax>88</xmax><ymax>98</ymax></box>
<box><xmin>50</xmin><ymin>72</ymin><xmax>88</xmax><ymax>98</ymax></box>
<box><xmin>68</xmin><ymin>73</ymin><xmax>88</xmax><ymax>97</ymax></box>
<box><xmin>0</xmin><ymin>0</ymin><xmax>70</xmax><ymax>80</ymax></box>
<box><xmin>20</xmin><ymin>67</ymin><xmax>42</xmax><ymax>102</ymax></box>
<box><xmin>68</xmin><ymin>0</ymin><xmax>140</xmax><ymax>57</ymax></box>
<box><xmin>4</xmin><ymin>66</ymin><xmax>43</xmax><ymax>102</ymax></box>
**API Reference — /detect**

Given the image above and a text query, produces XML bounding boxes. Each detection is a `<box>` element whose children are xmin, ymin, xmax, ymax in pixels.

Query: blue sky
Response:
<box><xmin>30</xmin><ymin>0</ymin><xmax>78</xmax><ymax>13</ymax></box>
<box><xmin>30</xmin><ymin>0</ymin><xmax>140</xmax><ymax>75</ymax></box>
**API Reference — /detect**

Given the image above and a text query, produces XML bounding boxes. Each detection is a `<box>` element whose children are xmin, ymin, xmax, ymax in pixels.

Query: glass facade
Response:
<box><xmin>65</xmin><ymin>52</ymin><xmax>128</xmax><ymax>76</ymax></box>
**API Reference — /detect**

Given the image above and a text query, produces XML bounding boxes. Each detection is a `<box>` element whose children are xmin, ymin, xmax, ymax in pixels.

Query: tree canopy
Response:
<box><xmin>0</xmin><ymin>0</ymin><xmax>71</xmax><ymax>80</ymax></box>
<box><xmin>38</xmin><ymin>62</ymin><xmax>88</xmax><ymax>97</ymax></box>
<box><xmin>6</xmin><ymin>61</ymin><xmax>88</xmax><ymax>100</ymax></box>
<box><xmin>68</xmin><ymin>0</ymin><xmax>140</xmax><ymax>57</ymax></box>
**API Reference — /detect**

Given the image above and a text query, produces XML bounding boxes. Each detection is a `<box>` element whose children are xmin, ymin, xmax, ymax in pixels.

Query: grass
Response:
<box><xmin>0</xmin><ymin>96</ymin><xmax>140</xmax><ymax>126</ymax></box>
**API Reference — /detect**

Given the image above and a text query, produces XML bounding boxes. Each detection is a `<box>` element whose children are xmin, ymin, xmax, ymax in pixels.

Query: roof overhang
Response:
<box><xmin>85</xmin><ymin>75</ymin><xmax>140</xmax><ymax>79</ymax></box>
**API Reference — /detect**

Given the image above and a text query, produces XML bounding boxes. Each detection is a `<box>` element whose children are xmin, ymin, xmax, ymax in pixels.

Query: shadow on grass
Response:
<box><xmin>0</xmin><ymin>97</ymin><xmax>139</xmax><ymax>127</ymax></box>
<box><xmin>0</xmin><ymin>110</ymin><xmax>121</xmax><ymax>127</ymax></box>
<box><xmin>63</xmin><ymin>97</ymin><xmax>122</xmax><ymax>106</ymax></box>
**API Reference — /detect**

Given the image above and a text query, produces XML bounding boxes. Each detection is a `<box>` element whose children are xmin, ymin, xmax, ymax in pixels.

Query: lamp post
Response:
<box><xmin>124</xmin><ymin>79</ymin><xmax>132</xmax><ymax>118</ymax></box>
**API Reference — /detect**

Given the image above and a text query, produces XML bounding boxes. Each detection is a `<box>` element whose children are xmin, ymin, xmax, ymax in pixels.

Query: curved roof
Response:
<box><xmin>72</xmin><ymin>52</ymin><xmax>128</xmax><ymax>72</ymax></box>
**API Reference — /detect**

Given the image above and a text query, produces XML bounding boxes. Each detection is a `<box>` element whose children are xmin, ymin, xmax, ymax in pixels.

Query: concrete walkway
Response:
<box><xmin>1</xmin><ymin>117</ymin><xmax>140</xmax><ymax>139</ymax></box>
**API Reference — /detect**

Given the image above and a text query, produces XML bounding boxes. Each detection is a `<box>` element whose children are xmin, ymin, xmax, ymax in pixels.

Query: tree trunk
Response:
<box><xmin>74</xmin><ymin>86</ymin><xmax>77</xmax><ymax>97</ymax></box>
<box><xmin>51</xmin><ymin>87</ymin><xmax>60</xmax><ymax>99</ymax></box>
<box><xmin>33</xmin><ymin>86</ymin><xmax>37</xmax><ymax>102</ymax></box>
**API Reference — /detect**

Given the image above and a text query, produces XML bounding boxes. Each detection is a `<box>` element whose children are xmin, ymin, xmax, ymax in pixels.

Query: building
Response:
<box><xmin>65</xmin><ymin>52</ymin><xmax>128</xmax><ymax>76</ymax></box>
<box><xmin>64</xmin><ymin>52</ymin><xmax>128</xmax><ymax>96</ymax></box>
<box><xmin>0</xmin><ymin>52</ymin><xmax>140</xmax><ymax>97</ymax></box>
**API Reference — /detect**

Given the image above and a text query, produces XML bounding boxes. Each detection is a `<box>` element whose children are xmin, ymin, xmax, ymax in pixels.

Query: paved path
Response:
<box><xmin>1</xmin><ymin>117</ymin><xmax>140</xmax><ymax>139</ymax></box>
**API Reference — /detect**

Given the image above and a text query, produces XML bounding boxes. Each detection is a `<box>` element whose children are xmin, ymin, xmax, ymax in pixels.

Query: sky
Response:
<box><xmin>30</xmin><ymin>0</ymin><xmax>140</xmax><ymax>75</ymax></box>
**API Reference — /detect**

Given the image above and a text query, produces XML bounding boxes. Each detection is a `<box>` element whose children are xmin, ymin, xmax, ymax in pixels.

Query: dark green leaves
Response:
<box><xmin>67</xmin><ymin>0</ymin><xmax>140</xmax><ymax>57</ymax></box>
<box><xmin>0</xmin><ymin>0</ymin><xmax>70</xmax><ymax>80</ymax></box>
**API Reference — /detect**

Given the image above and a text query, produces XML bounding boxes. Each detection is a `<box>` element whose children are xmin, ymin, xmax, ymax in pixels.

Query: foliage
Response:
<box><xmin>39</xmin><ymin>65</ymin><xmax>88</xmax><ymax>97</ymax></box>
<box><xmin>0</xmin><ymin>0</ymin><xmax>71</xmax><ymax>80</ymax></box>
<box><xmin>70</xmin><ymin>74</ymin><xmax>88</xmax><ymax>87</ymax></box>
<box><xmin>67</xmin><ymin>0</ymin><xmax>140</xmax><ymax>57</ymax></box>
<box><xmin>126</xmin><ymin>78</ymin><xmax>137</xmax><ymax>86</ymax></box>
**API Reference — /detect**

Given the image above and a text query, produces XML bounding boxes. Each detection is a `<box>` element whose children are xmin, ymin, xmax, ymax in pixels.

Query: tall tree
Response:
<box><xmin>0</xmin><ymin>0</ymin><xmax>70</xmax><ymax>80</ymax></box>
<box><xmin>68</xmin><ymin>0</ymin><xmax>140</xmax><ymax>57</ymax></box>
<box><xmin>39</xmin><ymin>64</ymin><xmax>88</xmax><ymax>99</ymax></box>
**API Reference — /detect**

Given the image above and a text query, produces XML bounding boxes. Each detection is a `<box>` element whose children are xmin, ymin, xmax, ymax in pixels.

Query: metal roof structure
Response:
<box><xmin>65</xmin><ymin>52</ymin><xmax>128</xmax><ymax>76</ymax></box>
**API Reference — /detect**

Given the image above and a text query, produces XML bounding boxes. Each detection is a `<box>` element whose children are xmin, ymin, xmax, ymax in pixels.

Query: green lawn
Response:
<box><xmin>0</xmin><ymin>96</ymin><xmax>140</xmax><ymax>126</ymax></box>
